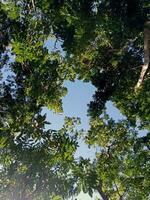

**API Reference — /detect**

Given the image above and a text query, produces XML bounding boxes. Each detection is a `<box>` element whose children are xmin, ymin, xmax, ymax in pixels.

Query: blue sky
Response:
<box><xmin>42</xmin><ymin>80</ymin><xmax>96</xmax><ymax>159</ymax></box>
<box><xmin>42</xmin><ymin>80</ymin><xmax>124</xmax><ymax>159</ymax></box>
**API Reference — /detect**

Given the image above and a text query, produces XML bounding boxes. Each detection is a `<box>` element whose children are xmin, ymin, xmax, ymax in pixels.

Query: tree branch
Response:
<box><xmin>114</xmin><ymin>181</ymin><xmax>124</xmax><ymax>200</ymax></box>
<box><xmin>31</xmin><ymin>0</ymin><xmax>35</xmax><ymax>11</ymax></box>
<box><xmin>135</xmin><ymin>21</ymin><xmax>150</xmax><ymax>91</ymax></box>
<box><xmin>95</xmin><ymin>182</ymin><xmax>109</xmax><ymax>200</ymax></box>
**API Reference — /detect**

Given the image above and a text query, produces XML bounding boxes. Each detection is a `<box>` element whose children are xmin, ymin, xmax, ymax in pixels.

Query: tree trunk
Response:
<box><xmin>135</xmin><ymin>21</ymin><xmax>150</xmax><ymax>91</ymax></box>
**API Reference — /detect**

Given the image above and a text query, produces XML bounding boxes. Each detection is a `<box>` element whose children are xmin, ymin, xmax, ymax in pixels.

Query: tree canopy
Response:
<box><xmin>73</xmin><ymin>113</ymin><xmax>150</xmax><ymax>200</ymax></box>
<box><xmin>0</xmin><ymin>0</ymin><xmax>150</xmax><ymax>200</ymax></box>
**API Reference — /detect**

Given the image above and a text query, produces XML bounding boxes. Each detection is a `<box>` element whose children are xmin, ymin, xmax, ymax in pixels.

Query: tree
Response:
<box><xmin>1</xmin><ymin>1</ymin><xmax>148</xmax><ymax>121</ymax></box>
<box><xmin>73</xmin><ymin>113</ymin><xmax>150</xmax><ymax>200</ymax></box>
<box><xmin>0</xmin><ymin>2</ymin><xmax>95</xmax><ymax>199</ymax></box>
<box><xmin>1</xmin><ymin>1</ymin><xmax>150</xmax><ymax>199</ymax></box>
<box><xmin>67</xmin><ymin>0</ymin><xmax>150</xmax><ymax>132</ymax></box>
<box><xmin>0</xmin><ymin>116</ymin><xmax>79</xmax><ymax>200</ymax></box>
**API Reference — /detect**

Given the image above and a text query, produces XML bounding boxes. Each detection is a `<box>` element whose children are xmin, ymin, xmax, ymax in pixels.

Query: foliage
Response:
<box><xmin>69</xmin><ymin>0</ymin><xmax>150</xmax><ymax>133</ymax></box>
<box><xmin>0</xmin><ymin>1</ymin><xmax>150</xmax><ymax>200</ymax></box>
<box><xmin>0</xmin><ymin>1</ymin><xmax>84</xmax><ymax>199</ymax></box>
<box><xmin>73</xmin><ymin>113</ymin><xmax>150</xmax><ymax>200</ymax></box>
<box><xmin>0</xmin><ymin>115</ymin><xmax>79</xmax><ymax>200</ymax></box>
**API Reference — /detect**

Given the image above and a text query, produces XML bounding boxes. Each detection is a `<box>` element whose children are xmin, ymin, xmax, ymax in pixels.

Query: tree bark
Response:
<box><xmin>135</xmin><ymin>21</ymin><xmax>150</xmax><ymax>91</ymax></box>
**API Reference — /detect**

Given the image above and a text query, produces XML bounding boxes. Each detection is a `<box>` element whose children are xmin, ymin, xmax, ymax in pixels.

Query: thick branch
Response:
<box><xmin>135</xmin><ymin>21</ymin><xmax>150</xmax><ymax>91</ymax></box>
<box><xmin>114</xmin><ymin>181</ymin><xmax>124</xmax><ymax>200</ymax></box>
<box><xmin>95</xmin><ymin>184</ymin><xmax>109</xmax><ymax>200</ymax></box>
<box><xmin>31</xmin><ymin>0</ymin><xmax>35</xmax><ymax>9</ymax></box>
